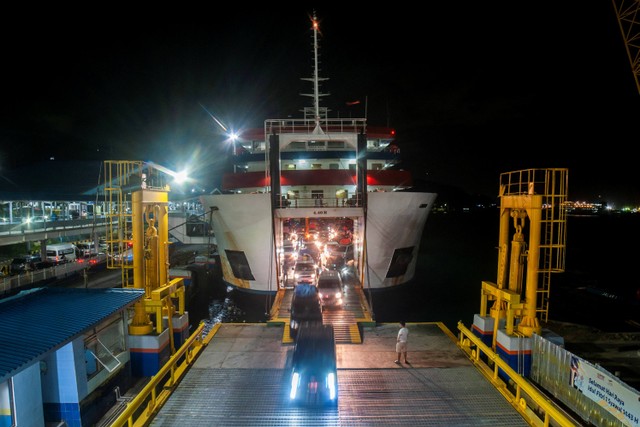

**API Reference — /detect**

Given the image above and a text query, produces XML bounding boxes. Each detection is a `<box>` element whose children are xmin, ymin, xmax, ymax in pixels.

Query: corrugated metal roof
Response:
<box><xmin>0</xmin><ymin>287</ymin><xmax>144</xmax><ymax>382</ymax></box>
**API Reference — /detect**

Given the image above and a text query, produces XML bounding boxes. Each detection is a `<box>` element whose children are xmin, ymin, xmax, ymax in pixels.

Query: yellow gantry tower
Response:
<box><xmin>103</xmin><ymin>161</ymin><xmax>187</xmax><ymax>351</ymax></box>
<box><xmin>480</xmin><ymin>169</ymin><xmax>568</xmax><ymax>346</ymax></box>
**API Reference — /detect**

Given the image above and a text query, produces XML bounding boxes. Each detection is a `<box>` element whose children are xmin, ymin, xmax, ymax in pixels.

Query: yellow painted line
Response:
<box><xmin>282</xmin><ymin>322</ymin><xmax>294</xmax><ymax>344</ymax></box>
<box><xmin>349</xmin><ymin>324</ymin><xmax>362</xmax><ymax>344</ymax></box>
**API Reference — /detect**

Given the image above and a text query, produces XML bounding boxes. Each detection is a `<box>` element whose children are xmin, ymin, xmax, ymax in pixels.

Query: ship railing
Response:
<box><xmin>276</xmin><ymin>195</ymin><xmax>362</xmax><ymax>209</ymax></box>
<box><xmin>265</xmin><ymin>118</ymin><xmax>367</xmax><ymax>135</ymax></box>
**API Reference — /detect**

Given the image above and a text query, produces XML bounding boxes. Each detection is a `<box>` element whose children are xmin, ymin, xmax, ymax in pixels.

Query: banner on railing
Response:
<box><xmin>570</xmin><ymin>355</ymin><xmax>640</xmax><ymax>427</ymax></box>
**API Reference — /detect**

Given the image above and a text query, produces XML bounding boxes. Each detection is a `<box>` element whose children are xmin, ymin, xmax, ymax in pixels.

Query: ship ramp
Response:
<box><xmin>147</xmin><ymin>322</ymin><xmax>531</xmax><ymax>426</ymax></box>
<box><xmin>145</xmin><ymin>274</ymin><xmax>530</xmax><ymax>425</ymax></box>
<box><xmin>268</xmin><ymin>269</ymin><xmax>373</xmax><ymax>344</ymax></box>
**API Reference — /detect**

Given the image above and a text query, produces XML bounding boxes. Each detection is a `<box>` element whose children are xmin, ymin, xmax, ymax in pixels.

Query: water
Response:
<box><xmin>188</xmin><ymin>210</ymin><xmax>640</xmax><ymax>334</ymax></box>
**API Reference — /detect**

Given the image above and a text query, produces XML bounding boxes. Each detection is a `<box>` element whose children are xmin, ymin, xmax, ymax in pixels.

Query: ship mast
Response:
<box><xmin>300</xmin><ymin>11</ymin><xmax>329</xmax><ymax>134</ymax></box>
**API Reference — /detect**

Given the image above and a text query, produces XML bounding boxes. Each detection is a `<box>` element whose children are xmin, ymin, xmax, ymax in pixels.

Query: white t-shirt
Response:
<box><xmin>397</xmin><ymin>326</ymin><xmax>408</xmax><ymax>343</ymax></box>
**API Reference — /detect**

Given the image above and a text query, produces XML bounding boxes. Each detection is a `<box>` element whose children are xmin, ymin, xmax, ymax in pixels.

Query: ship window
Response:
<box><xmin>289</xmin><ymin>141</ymin><xmax>306</xmax><ymax>150</ymax></box>
<box><xmin>329</xmin><ymin>163</ymin><xmax>339</xmax><ymax>170</ymax></box>
<box><xmin>385</xmin><ymin>247</ymin><xmax>415</xmax><ymax>278</ymax></box>
<box><xmin>225</xmin><ymin>250</ymin><xmax>255</xmax><ymax>280</ymax></box>
<box><xmin>348</xmin><ymin>164</ymin><xmax>356</xmax><ymax>171</ymax></box>
<box><xmin>311</xmin><ymin>163</ymin><xmax>322</xmax><ymax>169</ymax></box>
<box><xmin>372</xmin><ymin>163</ymin><xmax>383</xmax><ymax>170</ymax></box>
<box><xmin>308</xmin><ymin>140</ymin><xmax>326</xmax><ymax>150</ymax></box>
<box><xmin>285</xmin><ymin>164</ymin><xmax>296</xmax><ymax>170</ymax></box>
<box><xmin>327</xmin><ymin>140</ymin><xmax>345</xmax><ymax>149</ymax></box>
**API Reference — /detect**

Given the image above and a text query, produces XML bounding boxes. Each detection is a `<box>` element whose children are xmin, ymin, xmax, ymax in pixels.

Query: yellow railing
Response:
<box><xmin>110</xmin><ymin>321</ymin><xmax>220</xmax><ymax>427</ymax></box>
<box><xmin>457</xmin><ymin>321</ymin><xmax>579</xmax><ymax>427</ymax></box>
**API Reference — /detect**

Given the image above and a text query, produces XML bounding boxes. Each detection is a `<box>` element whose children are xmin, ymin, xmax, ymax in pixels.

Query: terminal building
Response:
<box><xmin>0</xmin><ymin>160</ymin><xmax>213</xmax><ymax>267</ymax></box>
<box><xmin>0</xmin><ymin>160</ymin><xmax>205</xmax><ymax>426</ymax></box>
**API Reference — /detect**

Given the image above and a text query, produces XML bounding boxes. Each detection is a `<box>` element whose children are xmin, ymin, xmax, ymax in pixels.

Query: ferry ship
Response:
<box><xmin>199</xmin><ymin>15</ymin><xmax>437</xmax><ymax>295</ymax></box>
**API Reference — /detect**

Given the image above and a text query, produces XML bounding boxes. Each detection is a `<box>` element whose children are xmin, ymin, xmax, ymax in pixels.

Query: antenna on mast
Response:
<box><xmin>300</xmin><ymin>11</ymin><xmax>329</xmax><ymax>134</ymax></box>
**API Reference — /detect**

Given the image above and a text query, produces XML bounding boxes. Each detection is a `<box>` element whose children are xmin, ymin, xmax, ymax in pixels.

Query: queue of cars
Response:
<box><xmin>283</xmin><ymin>240</ymin><xmax>353</xmax><ymax>285</ymax></box>
<box><xmin>283</xmin><ymin>228</ymin><xmax>348</xmax><ymax>406</ymax></box>
<box><xmin>288</xmin><ymin>256</ymin><xmax>347</xmax><ymax>341</ymax></box>
<box><xmin>288</xmin><ymin>284</ymin><xmax>339</xmax><ymax>406</ymax></box>
<box><xmin>6</xmin><ymin>241</ymin><xmax>108</xmax><ymax>276</ymax></box>
<box><xmin>9</xmin><ymin>254</ymin><xmax>53</xmax><ymax>275</ymax></box>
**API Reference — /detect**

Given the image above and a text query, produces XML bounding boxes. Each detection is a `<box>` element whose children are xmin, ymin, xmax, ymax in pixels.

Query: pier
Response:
<box><xmin>105</xmin><ymin>275</ymin><xmax>583</xmax><ymax>427</ymax></box>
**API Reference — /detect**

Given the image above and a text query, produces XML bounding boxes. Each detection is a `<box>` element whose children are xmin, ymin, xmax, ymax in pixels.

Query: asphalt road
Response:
<box><xmin>64</xmin><ymin>266</ymin><xmax>123</xmax><ymax>289</ymax></box>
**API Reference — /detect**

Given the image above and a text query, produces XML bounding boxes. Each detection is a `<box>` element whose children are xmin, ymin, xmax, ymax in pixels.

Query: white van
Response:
<box><xmin>76</xmin><ymin>242</ymin><xmax>98</xmax><ymax>257</ymax></box>
<box><xmin>46</xmin><ymin>243</ymin><xmax>77</xmax><ymax>264</ymax></box>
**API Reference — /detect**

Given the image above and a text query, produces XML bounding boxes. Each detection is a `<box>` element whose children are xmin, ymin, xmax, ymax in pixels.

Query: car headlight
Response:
<box><xmin>335</xmin><ymin>292</ymin><xmax>342</xmax><ymax>299</ymax></box>
<box><xmin>327</xmin><ymin>372</ymin><xmax>337</xmax><ymax>400</ymax></box>
<box><xmin>290</xmin><ymin>372</ymin><xmax>300</xmax><ymax>400</ymax></box>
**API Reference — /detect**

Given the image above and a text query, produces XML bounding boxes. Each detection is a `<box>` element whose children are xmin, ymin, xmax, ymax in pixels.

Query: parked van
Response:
<box><xmin>76</xmin><ymin>242</ymin><xmax>98</xmax><ymax>257</ymax></box>
<box><xmin>46</xmin><ymin>243</ymin><xmax>77</xmax><ymax>264</ymax></box>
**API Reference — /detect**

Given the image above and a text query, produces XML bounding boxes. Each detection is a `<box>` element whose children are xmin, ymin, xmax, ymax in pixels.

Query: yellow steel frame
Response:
<box><xmin>483</xmin><ymin>169</ymin><xmax>567</xmax><ymax>344</ymax></box>
<box><xmin>103</xmin><ymin>160</ymin><xmax>186</xmax><ymax>339</ymax></box>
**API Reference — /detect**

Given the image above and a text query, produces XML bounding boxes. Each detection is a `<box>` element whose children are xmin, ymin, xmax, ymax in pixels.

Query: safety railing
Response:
<box><xmin>457</xmin><ymin>321</ymin><xmax>580</xmax><ymax>427</ymax></box>
<box><xmin>0</xmin><ymin>254</ymin><xmax>107</xmax><ymax>296</ymax></box>
<box><xmin>110</xmin><ymin>321</ymin><xmax>218</xmax><ymax>427</ymax></box>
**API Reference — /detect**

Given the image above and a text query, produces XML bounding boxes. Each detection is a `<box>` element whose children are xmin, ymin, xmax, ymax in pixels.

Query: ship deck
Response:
<box><xmin>146</xmin><ymin>277</ymin><xmax>532</xmax><ymax>426</ymax></box>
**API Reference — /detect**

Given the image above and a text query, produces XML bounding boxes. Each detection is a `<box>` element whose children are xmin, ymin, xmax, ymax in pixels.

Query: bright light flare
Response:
<box><xmin>199</xmin><ymin>103</ymin><xmax>228</xmax><ymax>132</ymax></box>
<box><xmin>146</xmin><ymin>161</ymin><xmax>191</xmax><ymax>185</ymax></box>
<box><xmin>174</xmin><ymin>171</ymin><xmax>188</xmax><ymax>184</ymax></box>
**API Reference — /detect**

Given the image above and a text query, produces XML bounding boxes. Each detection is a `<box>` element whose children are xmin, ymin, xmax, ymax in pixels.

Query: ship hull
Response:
<box><xmin>200</xmin><ymin>191</ymin><xmax>437</xmax><ymax>295</ymax></box>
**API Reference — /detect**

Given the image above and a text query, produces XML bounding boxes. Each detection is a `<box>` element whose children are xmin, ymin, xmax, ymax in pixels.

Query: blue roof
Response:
<box><xmin>0</xmin><ymin>287</ymin><xmax>144</xmax><ymax>382</ymax></box>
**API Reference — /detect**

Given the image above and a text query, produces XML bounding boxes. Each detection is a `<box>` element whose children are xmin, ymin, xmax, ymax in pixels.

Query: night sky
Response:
<box><xmin>1</xmin><ymin>4</ymin><xmax>638</xmax><ymax>206</ymax></box>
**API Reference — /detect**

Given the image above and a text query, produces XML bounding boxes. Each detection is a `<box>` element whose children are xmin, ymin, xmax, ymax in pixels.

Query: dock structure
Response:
<box><xmin>148</xmin><ymin>322</ymin><xmax>530</xmax><ymax>426</ymax></box>
<box><xmin>140</xmin><ymin>278</ymin><xmax>533</xmax><ymax>426</ymax></box>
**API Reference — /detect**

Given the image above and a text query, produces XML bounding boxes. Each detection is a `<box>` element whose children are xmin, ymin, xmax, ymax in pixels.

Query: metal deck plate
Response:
<box><xmin>151</xmin><ymin>365</ymin><xmax>528</xmax><ymax>426</ymax></box>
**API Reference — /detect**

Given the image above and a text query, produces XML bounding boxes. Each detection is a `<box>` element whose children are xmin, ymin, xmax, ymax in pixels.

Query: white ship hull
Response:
<box><xmin>200</xmin><ymin>191</ymin><xmax>436</xmax><ymax>294</ymax></box>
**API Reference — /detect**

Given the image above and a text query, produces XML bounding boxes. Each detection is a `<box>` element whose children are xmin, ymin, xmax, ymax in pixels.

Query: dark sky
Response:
<box><xmin>1</xmin><ymin>5</ymin><xmax>638</xmax><ymax>206</ymax></box>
